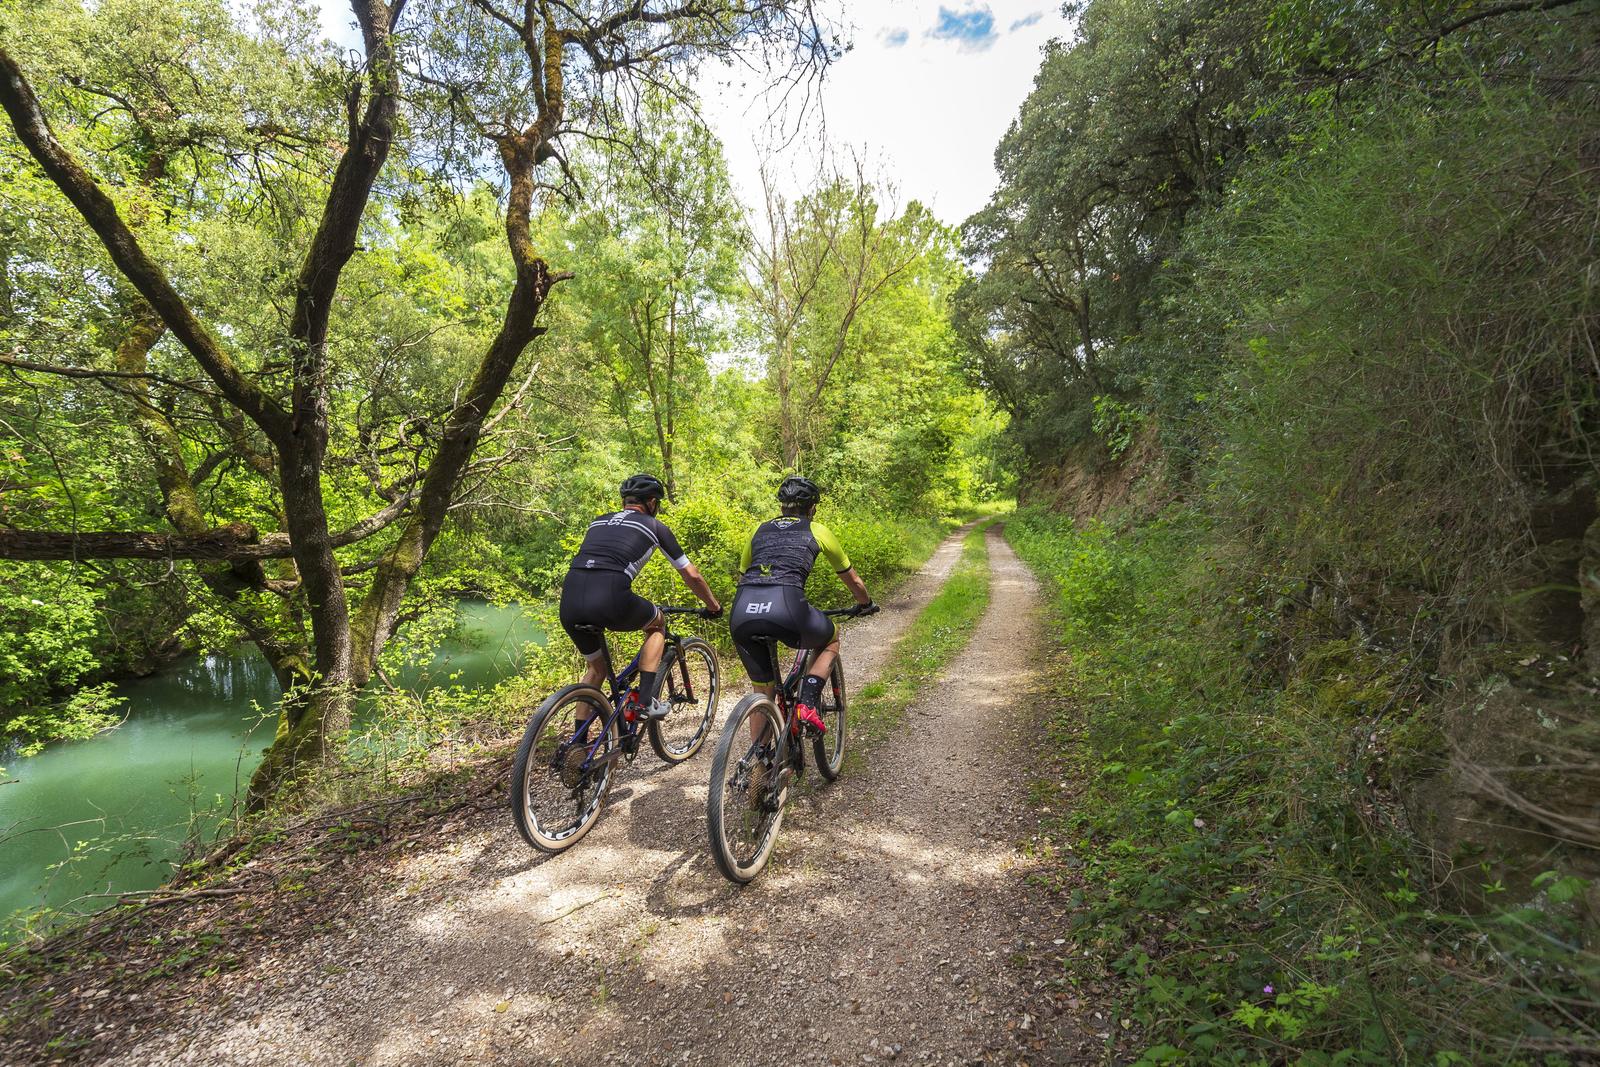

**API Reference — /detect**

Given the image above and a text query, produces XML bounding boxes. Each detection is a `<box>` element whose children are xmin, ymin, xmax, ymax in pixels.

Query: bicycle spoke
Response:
<box><xmin>650</xmin><ymin>638</ymin><xmax>720</xmax><ymax>764</ymax></box>
<box><xmin>511</xmin><ymin>689</ymin><xmax>615</xmax><ymax>852</ymax></box>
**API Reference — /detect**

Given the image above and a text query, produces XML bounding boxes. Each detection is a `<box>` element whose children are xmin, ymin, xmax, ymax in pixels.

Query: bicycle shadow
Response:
<box><xmin>643</xmin><ymin>847</ymin><xmax>732</xmax><ymax>919</ymax></box>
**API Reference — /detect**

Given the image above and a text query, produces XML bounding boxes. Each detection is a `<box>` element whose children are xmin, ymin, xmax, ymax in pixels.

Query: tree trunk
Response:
<box><xmin>639</xmin><ymin>298</ymin><xmax>676</xmax><ymax>497</ymax></box>
<box><xmin>348</xmin><ymin>131</ymin><xmax>561</xmax><ymax>684</ymax></box>
<box><xmin>773</xmin><ymin>330</ymin><xmax>801</xmax><ymax>468</ymax></box>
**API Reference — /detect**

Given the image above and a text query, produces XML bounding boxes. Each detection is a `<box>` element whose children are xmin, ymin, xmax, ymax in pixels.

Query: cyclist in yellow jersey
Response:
<box><xmin>730</xmin><ymin>477</ymin><xmax>876</xmax><ymax>733</ymax></box>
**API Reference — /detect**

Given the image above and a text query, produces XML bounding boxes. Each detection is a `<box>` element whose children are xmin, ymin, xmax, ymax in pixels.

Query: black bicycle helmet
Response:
<box><xmin>619</xmin><ymin>473</ymin><xmax>666</xmax><ymax>503</ymax></box>
<box><xmin>776</xmin><ymin>475</ymin><xmax>820</xmax><ymax>507</ymax></box>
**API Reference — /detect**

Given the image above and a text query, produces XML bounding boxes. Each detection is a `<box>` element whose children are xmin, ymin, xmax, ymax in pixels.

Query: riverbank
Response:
<box><xmin>0</xmin><ymin>603</ymin><xmax>544</xmax><ymax>937</ymax></box>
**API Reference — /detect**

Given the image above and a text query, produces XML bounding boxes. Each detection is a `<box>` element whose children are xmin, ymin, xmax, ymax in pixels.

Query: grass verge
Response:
<box><xmin>844</xmin><ymin>520</ymin><xmax>995</xmax><ymax>769</ymax></box>
<box><xmin>1005</xmin><ymin>506</ymin><xmax>1596</xmax><ymax>1065</ymax></box>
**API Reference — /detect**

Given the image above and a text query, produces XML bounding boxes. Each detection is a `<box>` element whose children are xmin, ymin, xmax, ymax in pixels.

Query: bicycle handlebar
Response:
<box><xmin>659</xmin><ymin>603</ymin><xmax>874</xmax><ymax>620</ymax></box>
<box><xmin>660</xmin><ymin>605</ymin><xmax>720</xmax><ymax>619</ymax></box>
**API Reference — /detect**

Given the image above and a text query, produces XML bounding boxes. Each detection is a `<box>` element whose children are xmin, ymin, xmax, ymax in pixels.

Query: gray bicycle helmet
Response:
<box><xmin>620</xmin><ymin>473</ymin><xmax>666</xmax><ymax>503</ymax></box>
<box><xmin>776</xmin><ymin>476</ymin><xmax>820</xmax><ymax>507</ymax></box>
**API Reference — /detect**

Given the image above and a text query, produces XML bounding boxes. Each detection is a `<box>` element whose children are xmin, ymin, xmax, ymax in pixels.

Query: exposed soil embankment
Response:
<box><xmin>1018</xmin><ymin>426</ymin><xmax>1167</xmax><ymax>523</ymax></box>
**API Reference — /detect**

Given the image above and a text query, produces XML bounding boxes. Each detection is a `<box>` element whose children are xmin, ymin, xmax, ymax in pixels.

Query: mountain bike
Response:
<box><xmin>510</xmin><ymin>606</ymin><xmax>720</xmax><ymax>853</ymax></box>
<box><xmin>705</xmin><ymin>604</ymin><xmax>875</xmax><ymax>883</ymax></box>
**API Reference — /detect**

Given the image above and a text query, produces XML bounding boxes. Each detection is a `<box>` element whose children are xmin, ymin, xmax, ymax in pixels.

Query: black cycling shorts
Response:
<box><xmin>730</xmin><ymin>585</ymin><xmax>836</xmax><ymax>684</ymax></box>
<box><xmin>559</xmin><ymin>571</ymin><xmax>657</xmax><ymax>659</ymax></box>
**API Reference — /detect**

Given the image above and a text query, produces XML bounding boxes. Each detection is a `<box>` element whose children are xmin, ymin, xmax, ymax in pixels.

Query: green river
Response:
<box><xmin>0</xmin><ymin>602</ymin><xmax>542</xmax><ymax>936</ymax></box>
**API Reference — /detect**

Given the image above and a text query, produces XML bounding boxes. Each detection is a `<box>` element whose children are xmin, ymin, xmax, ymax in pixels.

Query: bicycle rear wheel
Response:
<box><xmin>706</xmin><ymin>694</ymin><xmax>786</xmax><ymax>884</ymax></box>
<box><xmin>648</xmin><ymin>637</ymin><xmax>720</xmax><ymax>764</ymax></box>
<box><xmin>509</xmin><ymin>685</ymin><xmax>617</xmax><ymax>853</ymax></box>
<box><xmin>812</xmin><ymin>657</ymin><xmax>847</xmax><ymax>780</ymax></box>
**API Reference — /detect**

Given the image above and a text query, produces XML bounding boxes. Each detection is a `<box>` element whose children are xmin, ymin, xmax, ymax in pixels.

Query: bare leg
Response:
<box><xmin>640</xmin><ymin>626</ymin><xmax>666</xmax><ymax>673</ymax></box>
<box><xmin>807</xmin><ymin>636</ymin><xmax>841</xmax><ymax>681</ymax></box>
<box><xmin>749</xmin><ymin>682</ymin><xmax>775</xmax><ymax>742</ymax></box>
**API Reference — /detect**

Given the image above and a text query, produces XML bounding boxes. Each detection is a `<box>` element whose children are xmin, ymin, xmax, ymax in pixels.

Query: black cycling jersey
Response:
<box><xmin>568</xmin><ymin>508</ymin><xmax>690</xmax><ymax>578</ymax></box>
<box><xmin>737</xmin><ymin>516</ymin><xmax>851</xmax><ymax>588</ymax></box>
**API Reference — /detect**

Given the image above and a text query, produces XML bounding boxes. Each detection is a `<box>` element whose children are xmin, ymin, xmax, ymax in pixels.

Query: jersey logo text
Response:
<box><xmin>745</xmin><ymin>600</ymin><xmax>773</xmax><ymax>614</ymax></box>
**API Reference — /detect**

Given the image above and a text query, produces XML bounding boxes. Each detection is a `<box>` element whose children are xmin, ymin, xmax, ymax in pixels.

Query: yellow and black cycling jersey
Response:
<box><xmin>737</xmin><ymin>516</ymin><xmax>850</xmax><ymax>589</ymax></box>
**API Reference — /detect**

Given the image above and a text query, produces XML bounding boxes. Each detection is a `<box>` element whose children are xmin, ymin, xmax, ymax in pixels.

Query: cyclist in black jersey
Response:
<box><xmin>731</xmin><ymin>476</ymin><xmax>876</xmax><ymax>734</ymax></box>
<box><xmin>560</xmin><ymin>474</ymin><xmax>722</xmax><ymax>718</ymax></box>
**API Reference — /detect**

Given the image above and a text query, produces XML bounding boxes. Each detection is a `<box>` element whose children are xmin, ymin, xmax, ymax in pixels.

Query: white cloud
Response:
<box><xmin>307</xmin><ymin>1</ymin><xmax>1073</xmax><ymax>229</ymax></box>
<box><xmin>700</xmin><ymin>1</ymin><xmax>1072</xmax><ymax>227</ymax></box>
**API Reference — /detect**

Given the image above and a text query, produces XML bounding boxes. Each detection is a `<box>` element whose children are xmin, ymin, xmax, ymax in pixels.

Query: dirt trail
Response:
<box><xmin>114</xmin><ymin>525</ymin><xmax>1093</xmax><ymax>1066</ymax></box>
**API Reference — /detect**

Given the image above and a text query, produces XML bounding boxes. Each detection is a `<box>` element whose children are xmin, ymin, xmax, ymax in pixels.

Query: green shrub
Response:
<box><xmin>1141</xmin><ymin>75</ymin><xmax>1600</xmax><ymax>645</ymax></box>
<box><xmin>1006</xmin><ymin>506</ymin><xmax>1596</xmax><ymax>1063</ymax></box>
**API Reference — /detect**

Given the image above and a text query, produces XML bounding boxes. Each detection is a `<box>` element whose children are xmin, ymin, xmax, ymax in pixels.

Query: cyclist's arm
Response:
<box><xmin>838</xmin><ymin>566</ymin><xmax>872</xmax><ymax>608</ymax></box>
<box><xmin>813</xmin><ymin>522</ymin><xmax>872</xmax><ymax>607</ymax></box>
<box><xmin>678</xmin><ymin>562</ymin><xmax>721</xmax><ymax>614</ymax></box>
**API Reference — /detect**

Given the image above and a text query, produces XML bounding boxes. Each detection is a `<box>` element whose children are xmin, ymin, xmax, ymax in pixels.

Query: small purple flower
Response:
<box><xmin>1263</xmin><ymin>985</ymin><xmax>1274</xmax><ymax>995</ymax></box>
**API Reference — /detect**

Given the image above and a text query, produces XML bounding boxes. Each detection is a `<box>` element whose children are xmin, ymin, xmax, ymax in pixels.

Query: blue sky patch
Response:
<box><xmin>1009</xmin><ymin>11</ymin><xmax>1044</xmax><ymax>31</ymax></box>
<box><xmin>927</xmin><ymin>5</ymin><xmax>998</xmax><ymax>52</ymax></box>
<box><xmin>881</xmin><ymin>26</ymin><xmax>911</xmax><ymax>47</ymax></box>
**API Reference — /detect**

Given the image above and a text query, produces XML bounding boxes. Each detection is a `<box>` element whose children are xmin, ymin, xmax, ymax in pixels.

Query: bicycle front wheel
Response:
<box><xmin>509</xmin><ymin>685</ymin><xmax>617</xmax><ymax>853</ymax></box>
<box><xmin>648</xmin><ymin>637</ymin><xmax>720</xmax><ymax>764</ymax></box>
<box><xmin>812</xmin><ymin>656</ymin><xmax>847</xmax><ymax>780</ymax></box>
<box><xmin>706</xmin><ymin>694</ymin><xmax>786</xmax><ymax>884</ymax></box>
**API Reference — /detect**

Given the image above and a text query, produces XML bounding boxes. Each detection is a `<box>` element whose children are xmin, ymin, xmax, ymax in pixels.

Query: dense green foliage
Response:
<box><xmin>960</xmin><ymin>3</ymin><xmax>1599</xmax><ymax>1055</ymax></box>
<box><xmin>959</xmin><ymin>0</ymin><xmax>1598</xmax><ymax>647</ymax></box>
<box><xmin>0</xmin><ymin>0</ymin><xmax>1004</xmax><ymax>762</ymax></box>
<box><xmin>1008</xmin><ymin>507</ymin><xmax>1596</xmax><ymax>1063</ymax></box>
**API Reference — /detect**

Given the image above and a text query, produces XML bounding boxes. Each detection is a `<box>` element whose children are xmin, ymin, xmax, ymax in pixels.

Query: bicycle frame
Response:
<box><xmin>747</xmin><ymin>602</ymin><xmax>861</xmax><ymax>758</ymax></box>
<box><xmin>565</xmin><ymin>611</ymin><xmax>701</xmax><ymax>771</ymax></box>
<box><xmin>738</xmin><ymin>642</ymin><xmax>822</xmax><ymax>777</ymax></box>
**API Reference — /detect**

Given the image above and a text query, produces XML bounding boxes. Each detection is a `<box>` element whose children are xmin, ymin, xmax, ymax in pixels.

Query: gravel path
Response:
<box><xmin>111</xmin><ymin>524</ymin><xmax>1093</xmax><ymax>1066</ymax></box>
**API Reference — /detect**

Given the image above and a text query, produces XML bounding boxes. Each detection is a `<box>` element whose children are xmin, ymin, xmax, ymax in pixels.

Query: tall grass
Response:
<box><xmin>846</xmin><ymin>520</ymin><xmax>995</xmax><ymax>761</ymax></box>
<box><xmin>1007</xmin><ymin>506</ymin><xmax>1598</xmax><ymax>1064</ymax></box>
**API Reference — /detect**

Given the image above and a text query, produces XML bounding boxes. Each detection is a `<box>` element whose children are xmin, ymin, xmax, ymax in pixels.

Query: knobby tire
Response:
<box><xmin>812</xmin><ymin>656</ymin><xmax>847</xmax><ymax>780</ymax></box>
<box><xmin>706</xmin><ymin>693</ymin><xmax>786</xmax><ymax>884</ymax></box>
<box><xmin>510</xmin><ymin>684</ymin><xmax>616</xmax><ymax>853</ymax></box>
<box><xmin>648</xmin><ymin>637</ymin><xmax>720</xmax><ymax>764</ymax></box>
